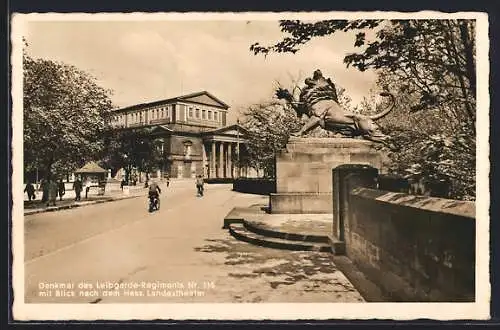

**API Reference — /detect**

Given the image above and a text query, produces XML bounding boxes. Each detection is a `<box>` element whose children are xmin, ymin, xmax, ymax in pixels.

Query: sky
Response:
<box><xmin>22</xmin><ymin>17</ymin><xmax>379</xmax><ymax>124</ymax></box>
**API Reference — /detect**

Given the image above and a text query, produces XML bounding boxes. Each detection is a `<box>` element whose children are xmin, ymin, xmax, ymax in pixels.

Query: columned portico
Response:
<box><xmin>201</xmin><ymin>124</ymin><xmax>249</xmax><ymax>180</ymax></box>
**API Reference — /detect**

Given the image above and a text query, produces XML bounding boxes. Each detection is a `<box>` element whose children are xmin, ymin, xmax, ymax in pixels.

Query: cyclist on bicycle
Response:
<box><xmin>148</xmin><ymin>180</ymin><xmax>162</xmax><ymax>208</ymax></box>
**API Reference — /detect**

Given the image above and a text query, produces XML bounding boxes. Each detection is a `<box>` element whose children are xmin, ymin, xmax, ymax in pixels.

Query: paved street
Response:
<box><xmin>24</xmin><ymin>181</ymin><xmax>364</xmax><ymax>303</ymax></box>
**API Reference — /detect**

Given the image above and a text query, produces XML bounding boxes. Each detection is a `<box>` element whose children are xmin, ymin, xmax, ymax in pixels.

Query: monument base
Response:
<box><xmin>270</xmin><ymin>192</ymin><xmax>332</xmax><ymax>214</ymax></box>
<box><xmin>271</xmin><ymin>137</ymin><xmax>382</xmax><ymax>214</ymax></box>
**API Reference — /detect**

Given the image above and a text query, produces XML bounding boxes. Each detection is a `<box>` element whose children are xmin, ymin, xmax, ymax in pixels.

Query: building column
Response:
<box><xmin>202</xmin><ymin>142</ymin><xmax>207</xmax><ymax>178</ymax></box>
<box><xmin>218</xmin><ymin>142</ymin><xmax>224</xmax><ymax>178</ymax></box>
<box><xmin>210</xmin><ymin>141</ymin><xmax>216</xmax><ymax>178</ymax></box>
<box><xmin>236</xmin><ymin>143</ymin><xmax>241</xmax><ymax>178</ymax></box>
<box><xmin>227</xmin><ymin>143</ymin><xmax>232</xmax><ymax>178</ymax></box>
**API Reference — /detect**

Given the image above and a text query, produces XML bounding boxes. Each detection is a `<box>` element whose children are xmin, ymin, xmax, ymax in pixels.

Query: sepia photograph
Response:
<box><xmin>11</xmin><ymin>11</ymin><xmax>490</xmax><ymax>320</ymax></box>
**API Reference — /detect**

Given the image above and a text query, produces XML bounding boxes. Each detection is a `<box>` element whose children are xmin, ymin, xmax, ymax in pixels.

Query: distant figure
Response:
<box><xmin>57</xmin><ymin>178</ymin><xmax>66</xmax><ymax>201</ymax></box>
<box><xmin>166</xmin><ymin>175</ymin><xmax>170</xmax><ymax>187</ymax></box>
<box><xmin>46</xmin><ymin>178</ymin><xmax>58</xmax><ymax>207</ymax></box>
<box><xmin>85</xmin><ymin>179</ymin><xmax>91</xmax><ymax>199</ymax></box>
<box><xmin>196</xmin><ymin>175</ymin><xmax>204</xmax><ymax>197</ymax></box>
<box><xmin>120</xmin><ymin>179</ymin><xmax>126</xmax><ymax>190</ymax></box>
<box><xmin>73</xmin><ymin>178</ymin><xmax>83</xmax><ymax>201</ymax></box>
<box><xmin>24</xmin><ymin>181</ymin><xmax>36</xmax><ymax>201</ymax></box>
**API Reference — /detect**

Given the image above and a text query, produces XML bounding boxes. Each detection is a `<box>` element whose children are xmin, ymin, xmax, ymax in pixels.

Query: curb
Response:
<box><xmin>24</xmin><ymin>194</ymin><xmax>143</xmax><ymax>216</ymax></box>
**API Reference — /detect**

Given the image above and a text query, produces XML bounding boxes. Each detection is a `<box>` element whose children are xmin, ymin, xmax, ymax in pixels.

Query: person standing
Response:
<box><xmin>57</xmin><ymin>178</ymin><xmax>66</xmax><ymax>201</ymax></box>
<box><xmin>24</xmin><ymin>181</ymin><xmax>36</xmax><ymax>201</ymax></box>
<box><xmin>73</xmin><ymin>178</ymin><xmax>83</xmax><ymax>201</ymax></box>
<box><xmin>196</xmin><ymin>175</ymin><xmax>204</xmax><ymax>197</ymax></box>
<box><xmin>85</xmin><ymin>179</ymin><xmax>91</xmax><ymax>199</ymax></box>
<box><xmin>166</xmin><ymin>175</ymin><xmax>170</xmax><ymax>187</ymax></box>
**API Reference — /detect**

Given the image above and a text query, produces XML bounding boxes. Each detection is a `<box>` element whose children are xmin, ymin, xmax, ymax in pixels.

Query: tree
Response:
<box><xmin>251</xmin><ymin>19</ymin><xmax>476</xmax><ymax>200</ymax></box>
<box><xmin>23</xmin><ymin>40</ymin><xmax>114</xmax><ymax>181</ymax></box>
<box><xmin>101</xmin><ymin>127</ymin><xmax>163</xmax><ymax>183</ymax></box>
<box><xmin>375</xmin><ymin>71</ymin><xmax>475</xmax><ymax>200</ymax></box>
<box><xmin>240</xmin><ymin>101</ymin><xmax>302</xmax><ymax>178</ymax></box>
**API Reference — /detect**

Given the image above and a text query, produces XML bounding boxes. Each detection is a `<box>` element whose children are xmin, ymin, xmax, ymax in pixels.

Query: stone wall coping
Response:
<box><xmin>287</xmin><ymin>137</ymin><xmax>377</xmax><ymax>145</ymax></box>
<box><xmin>270</xmin><ymin>192</ymin><xmax>332</xmax><ymax>196</ymax></box>
<box><xmin>351</xmin><ymin>187</ymin><xmax>475</xmax><ymax>219</ymax></box>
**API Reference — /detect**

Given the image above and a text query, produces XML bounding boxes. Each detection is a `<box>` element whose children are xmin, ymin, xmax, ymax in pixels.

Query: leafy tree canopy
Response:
<box><xmin>101</xmin><ymin>127</ymin><xmax>164</xmax><ymax>182</ymax></box>
<box><xmin>250</xmin><ymin>19</ymin><xmax>476</xmax><ymax>200</ymax></box>
<box><xmin>251</xmin><ymin>19</ymin><xmax>475</xmax><ymax>126</ymax></box>
<box><xmin>23</xmin><ymin>39</ymin><xmax>114</xmax><ymax>180</ymax></box>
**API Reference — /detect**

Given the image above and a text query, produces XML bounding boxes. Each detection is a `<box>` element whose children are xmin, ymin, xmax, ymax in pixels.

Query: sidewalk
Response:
<box><xmin>24</xmin><ymin>185</ymin><xmax>146</xmax><ymax>216</ymax></box>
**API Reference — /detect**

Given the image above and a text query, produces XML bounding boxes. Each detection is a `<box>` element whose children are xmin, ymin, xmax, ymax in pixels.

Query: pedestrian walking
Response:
<box><xmin>73</xmin><ymin>178</ymin><xmax>83</xmax><ymax>201</ymax></box>
<box><xmin>46</xmin><ymin>178</ymin><xmax>58</xmax><ymax>207</ymax></box>
<box><xmin>196</xmin><ymin>175</ymin><xmax>204</xmax><ymax>197</ymax></box>
<box><xmin>120</xmin><ymin>179</ymin><xmax>126</xmax><ymax>190</ymax></box>
<box><xmin>166</xmin><ymin>175</ymin><xmax>170</xmax><ymax>187</ymax></box>
<box><xmin>24</xmin><ymin>181</ymin><xmax>36</xmax><ymax>201</ymax></box>
<box><xmin>57</xmin><ymin>178</ymin><xmax>66</xmax><ymax>201</ymax></box>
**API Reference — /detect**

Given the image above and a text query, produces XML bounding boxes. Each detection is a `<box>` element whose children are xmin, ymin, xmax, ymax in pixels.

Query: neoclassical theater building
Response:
<box><xmin>109</xmin><ymin>91</ymin><xmax>255</xmax><ymax>180</ymax></box>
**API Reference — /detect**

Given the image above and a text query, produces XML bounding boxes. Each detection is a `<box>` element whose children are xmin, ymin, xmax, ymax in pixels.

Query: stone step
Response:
<box><xmin>229</xmin><ymin>223</ymin><xmax>334</xmax><ymax>253</ymax></box>
<box><xmin>243</xmin><ymin>220</ymin><xmax>329</xmax><ymax>243</ymax></box>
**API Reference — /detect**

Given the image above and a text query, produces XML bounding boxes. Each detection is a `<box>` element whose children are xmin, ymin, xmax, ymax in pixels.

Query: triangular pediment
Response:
<box><xmin>206</xmin><ymin>124</ymin><xmax>248</xmax><ymax>137</ymax></box>
<box><xmin>178</xmin><ymin>91</ymin><xmax>229</xmax><ymax>109</ymax></box>
<box><xmin>219</xmin><ymin>129</ymin><xmax>240</xmax><ymax>136</ymax></box>
<box><xmin>150</xmin><ymin>125</ymin><xmax>174</xmax><ymax>134</ymax></box>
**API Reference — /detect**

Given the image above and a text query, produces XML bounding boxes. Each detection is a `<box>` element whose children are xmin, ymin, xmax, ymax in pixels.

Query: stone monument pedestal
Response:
<box><xmin>269</xmin><ymin>137</ymin><xmax>382</xmax><ymax>214</ymax></box>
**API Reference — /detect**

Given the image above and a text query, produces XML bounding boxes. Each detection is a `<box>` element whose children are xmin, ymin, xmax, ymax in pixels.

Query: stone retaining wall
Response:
<box><xmin>345</xmin><ymin>187</ymin><xmax>475</xmax><ymax>301</ymax></box>
<box><xmin>331</xmin><ymin>165</ymin><xmax>475</xmax><ymax>302</ymax></box>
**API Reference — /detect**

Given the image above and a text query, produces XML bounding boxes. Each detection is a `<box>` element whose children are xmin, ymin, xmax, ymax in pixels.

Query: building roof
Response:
<box><xmin>75</xmin><ymin>161</ymin><xmax>108</xmax><ymax>174</ymax></box>
<box><xmin>113</xmin><ymin>91</ymin><xmax>230</xmax><ymax>113</ymax></box>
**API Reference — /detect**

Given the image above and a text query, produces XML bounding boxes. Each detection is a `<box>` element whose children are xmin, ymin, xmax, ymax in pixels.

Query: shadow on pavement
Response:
<box><xmin>194</xmin><ymin>238</ymin><xmax>360</xmax><ymax>295</ymax></box>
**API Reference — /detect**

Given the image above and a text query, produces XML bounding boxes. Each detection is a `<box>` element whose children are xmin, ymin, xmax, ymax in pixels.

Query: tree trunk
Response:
<box><xmin>459</xmin><ymin>20</ymin><xmax>476</xmax><ymax>99</ymax></box>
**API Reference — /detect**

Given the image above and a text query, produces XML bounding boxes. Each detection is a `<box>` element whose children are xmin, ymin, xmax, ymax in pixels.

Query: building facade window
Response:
<box><xmin>195</xmin><ymin>108</ymin><xmax>200</xmax><ymax>118</ymax></box>
<box><xmin>214</xmin><ymin>111</ymin><xmax>218</xmax><ymax>121</ymax></box>
<box><xmin>208</xmin><ymin>111</ymin><xmax>212</xmax><ymax>120</ymax></box>
<box><xmin>188</xmin><ymin>107</ymin><xmax>193</xmax><ymax>118</ymax></box>
<box><xmin>202</xmin><ymin>110</ymin><xmax>206</xmax><ymax>119</ymax></box>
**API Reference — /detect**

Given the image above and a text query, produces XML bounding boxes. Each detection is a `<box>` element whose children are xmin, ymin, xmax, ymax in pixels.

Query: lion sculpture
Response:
<box><xmin>276</xmin><ymin>69</ymin><xmax>395</xmax><ymax>145</ymax></box>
